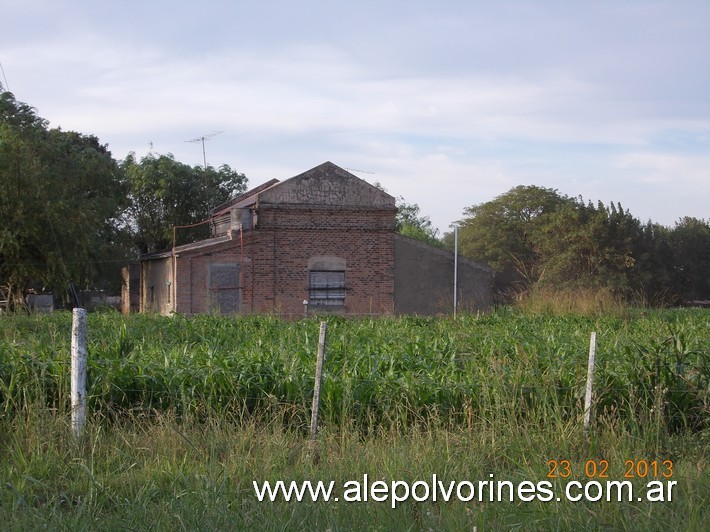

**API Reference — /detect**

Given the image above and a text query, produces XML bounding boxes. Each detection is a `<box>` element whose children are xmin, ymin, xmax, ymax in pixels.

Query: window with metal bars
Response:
<box><xmin>308</xmin><ymin>270</ymin><xmax>345</xmax><ymax>306</ymax></box>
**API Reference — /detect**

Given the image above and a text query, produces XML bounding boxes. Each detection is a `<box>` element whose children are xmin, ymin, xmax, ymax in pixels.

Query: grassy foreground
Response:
<box><xmin>0</xmin><ymin>309</ymin><xmax>708</xmax><ymax>530</ymax></box>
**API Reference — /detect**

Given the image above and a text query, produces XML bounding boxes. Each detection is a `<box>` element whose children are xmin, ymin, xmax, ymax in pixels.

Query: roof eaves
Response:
<box><xmin>140</xmin><ymin>235</ymin><xmax>233</xmax><ymax>261</ymax></box>
<box><xmin>211</xmin><ymin>178</ymin><xmax>280</xmax><ymax>215</ymax></box>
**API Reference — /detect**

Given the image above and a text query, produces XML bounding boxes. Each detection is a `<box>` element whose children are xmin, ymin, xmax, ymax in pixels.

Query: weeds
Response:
<box><xmin>0</xmin><ymin>309</ymin><xmax>707</xmax><ymax>435</ymax></box>
<box><xmin>0</xmin><ymin>309</ymin><xmax>707</xmax><ymax>529</ymax></box>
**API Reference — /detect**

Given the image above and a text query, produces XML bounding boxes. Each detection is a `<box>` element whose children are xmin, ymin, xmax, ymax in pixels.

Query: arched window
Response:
<box><xmin>308</xmin><ymin>256</ymin><xmax>346</xmax><ymax>307</ymax></box>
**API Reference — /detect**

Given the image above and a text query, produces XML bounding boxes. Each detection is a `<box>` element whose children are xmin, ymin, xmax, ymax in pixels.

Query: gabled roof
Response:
<box><xmin>257</xmin><ymin>161</ymin><xmax>395</xmax><ymax>208</ymax></box>
<box><xmin>213</xmin><ymin>162</ymin><xmax>395</xmax><ymax>214</ymax></box>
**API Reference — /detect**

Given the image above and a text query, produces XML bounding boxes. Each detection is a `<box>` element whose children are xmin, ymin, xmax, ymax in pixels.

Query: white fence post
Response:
<box><xmin>310</xmin><ymin>321</ymin><xmax>327</xmax><ymax>444</ymax></box>
<box><xmin>71</xmin><ymin>308</ymin><xmax>87</xmax><ymax>438</ymax></box>
<box><xmin>583</xmin><ymin>331</ymin><xmax>597</xmax><ymax>437</ymax></box>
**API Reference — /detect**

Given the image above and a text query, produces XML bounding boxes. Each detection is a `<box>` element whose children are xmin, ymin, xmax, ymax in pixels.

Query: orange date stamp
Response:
<box><xmin>547</xmin><ymin>459</ymin><xmax>673</xmax><ymax>479</ymax></box>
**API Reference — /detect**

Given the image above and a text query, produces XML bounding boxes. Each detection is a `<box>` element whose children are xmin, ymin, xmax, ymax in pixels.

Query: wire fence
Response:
<box><xmin>1</xmin><ymin>312</ymin><xmax>707</xmax><ymax>435</ymax></box>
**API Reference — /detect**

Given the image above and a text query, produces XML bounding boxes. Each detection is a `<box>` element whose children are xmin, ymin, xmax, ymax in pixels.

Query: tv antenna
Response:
<box><xmin>344</xmin><ymin>167</ymin><xmax>375</xmax><ymax>175</ymax></box>
<box><xmin>185</xmin><ymin>130</ymin><xmax>223</xmax><ymax>170</ymax></box>
<box><xmin>185</xmin><ymin>131</ymin><xmax>223</xmax><ymax>218</ymax></box>
<box><xmin>0</xmin><ymin>63</ymin><xmax>10</xmax><ymax>91</ymax></box>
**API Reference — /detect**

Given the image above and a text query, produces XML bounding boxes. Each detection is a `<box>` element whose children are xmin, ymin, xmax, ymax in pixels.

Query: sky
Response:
<box><xmin>2</xmin><ymin>0</ymin><xmax>709</xmax><ymax>233</ymax></box>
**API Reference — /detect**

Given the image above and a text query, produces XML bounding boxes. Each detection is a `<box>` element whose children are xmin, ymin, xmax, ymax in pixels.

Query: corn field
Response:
<box><xmin>0</xmin><ymin>309</ymin><xmax>707</xmax><ymax>434</ymax></box>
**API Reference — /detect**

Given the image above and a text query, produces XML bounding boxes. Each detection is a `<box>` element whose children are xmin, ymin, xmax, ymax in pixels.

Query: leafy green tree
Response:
<box><xmin>628</xmin><ymin>221</ymin><xmax>676</xmax><ymax>303</ymax></box>
<box><xmin>452</xmin><ymin>183</ymin><xmax>709</xmax><ymax>304</ymax></box>
<box><xmin>537</xmin><ymin>200</ymin><xmax>638</xmax><ymax>291</ymax></box>
<box><xmin>121</xmin><ymin>153</ymin><xmax>247</xmax><ymax>253</ymax></box>
<box><xmin>395</xmin><ymin>198</ymin><xmax>443</xmax><ymax>247</ymax></box>
<box><xmin>450</xmin><ymin>185</ymin><xmax>573</xmax><ymax>293</ymax></box>
<box><xmin>372</xmin><ymin>182</ymin><xmax>442</xmax><ymax>247</ymax></box>
<box><xmin>669</xmin><ymin>217</ymin><xmax>710</xmax><ymax>301</ymax></box>
<box><xmin>0</xmin><ymin>90</ymin><xmax>129</xmax><ymax>306</ymax></box>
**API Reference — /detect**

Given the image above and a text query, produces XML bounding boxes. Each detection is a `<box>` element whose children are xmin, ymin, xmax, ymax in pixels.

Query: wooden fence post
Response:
<box><xmin>583</xmin><ymin>331</ymin><xmax>597</xmax><ymax>438</ymax></box>
<box><xmin>71</xmin><ymin>308</ymin><xmax>87</xmax><ymax>438</ymax></box>
<box><xmin>310</xmin><ymin>321</ymin><xmax>327</xmax><ymax>444</ymax></box>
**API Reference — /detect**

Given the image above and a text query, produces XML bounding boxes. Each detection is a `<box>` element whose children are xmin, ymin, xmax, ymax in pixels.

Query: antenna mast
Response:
<box><xmin>185</xmin><ymin>131</ymin><xmax>223</xmax><ymax>217</ymax></box>
<box><xmin>0</xmin><ymin>63</ymin><xmax>10</xmax><ymax>91</ymax></box>
<box><xmin>344</xmin><ymin>167</ymin><xmax>375</xmax><ymax>175</ymax></box>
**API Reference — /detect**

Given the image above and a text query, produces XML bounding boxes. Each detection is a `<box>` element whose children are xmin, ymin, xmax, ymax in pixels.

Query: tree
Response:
<box><xmin>372</xmin><ymin>182</ymin><xmax>443</xmax><ymax>247</ymax></box>
<box><xmin>395</xmin><ymin>197</ymin><xmax>443</xmax><ymax>248</ymax></box>
<box><xmin>669</xmin><ymin>217</ymin><xmax>710</xmax><ymax>301</ymax></box>
<box><xmin>452</xmin><ymin>183</ymin><xmax>710</xmax><ymax>304</ymax></box>
<box><xmin>0</xmin><ymin>90</ymin><xmax>129</xmax><ymax>306</ymax></box>
<box><xmin>537</xmin><ymin>200</ymin><xmax>638</xmax><ymax>291</ymax></box>
<box><xmin>450</xmin><ymin>185</ymin><xmax>573</xmax><ymax>293</ymax></box>
<box><xmin>121</xmin><ymin>153</ymin><xmax>247</xmax><ymax>253</ymax></box>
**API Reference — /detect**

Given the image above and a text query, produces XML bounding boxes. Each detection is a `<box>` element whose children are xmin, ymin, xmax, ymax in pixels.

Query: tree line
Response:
<box><xmin>2</xmin><ymin>89</ymin><xmax>707</xmax><ymax>307</ymax></box>
<box><xmin>444</xmin><ymin>185</ymin><xmax>709</xmax><ymax>305</ymax></box>
<box><xmin>0</xmin><ymin>90</ymin><xmax>246</xmax><ymax>307</ymax></box>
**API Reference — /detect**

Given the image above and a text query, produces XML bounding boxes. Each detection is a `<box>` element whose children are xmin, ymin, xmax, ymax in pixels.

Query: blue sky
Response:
<box><xmin>2</xmin><ymin>0</ymin><xmax>708</xmax><ymax>233</ymax></box>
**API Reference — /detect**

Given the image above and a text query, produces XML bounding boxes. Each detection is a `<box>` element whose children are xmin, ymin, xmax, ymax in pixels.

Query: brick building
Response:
<box><xmin>126</xmin><ymin>162</ymin><xmax>492</xmax><ymax>316</ymax></box>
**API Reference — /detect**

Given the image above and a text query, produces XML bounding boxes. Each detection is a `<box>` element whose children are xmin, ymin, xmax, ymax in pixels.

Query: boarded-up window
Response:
<box><xmin>309</xmin><ymin>271</ymin><xmax>345</xmax><ymax>306</ymax></box>
<box><xmin>209</xmin><ymin>264</ymin><xmax>240</xmax><ymax>314</ymax></box>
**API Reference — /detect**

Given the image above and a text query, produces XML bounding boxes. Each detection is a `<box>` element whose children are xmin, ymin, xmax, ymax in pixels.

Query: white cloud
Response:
<box><xmin>614</xmin><ymin>152</ymin><xmax>710</xmax><ymax>187</ymax></box>
<box><xmin>3</xmin><ymin>0</ymin><xmax>709</xmax><ymax>231</ymax></box>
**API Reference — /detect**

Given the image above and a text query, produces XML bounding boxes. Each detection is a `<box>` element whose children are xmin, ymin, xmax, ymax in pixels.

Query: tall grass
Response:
<box><xmin>0</xmin><ymin>309</ymin><xmax>707</xmax><ymax>435</ymax></box>
<box><xmin>512</xmin><ymin>286</ymin><xmax>637</xmax><ymax>316</ymax></box>
<box><xmin>1</xmin><ymin>397</ymin><xmax>707</xmax><ymax>530</ymax></box>
<box><xmin>0</xmin><ymin>309</ymin><xmax>707</xmax><ymax>529</ymax></box>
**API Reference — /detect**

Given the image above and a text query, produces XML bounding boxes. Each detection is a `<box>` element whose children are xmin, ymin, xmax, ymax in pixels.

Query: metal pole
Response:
<box><xmin>202</xmin><ymin>138</ymin><xmax>210</xmax><ymax>216</ymax></box>
<box><xmin>454</xmin><ymin>225</ymin><xmax>458</xmax><ymax>317</ymax></box>
<box><xmin>186</xmin><ymin>131</ymin><xmax>222</xmax><ymax>218</ymax></box>
<box><xmin>172</xmin><ymin>225</ymin><xmax>177</xmax><ymax>312</ymax></box>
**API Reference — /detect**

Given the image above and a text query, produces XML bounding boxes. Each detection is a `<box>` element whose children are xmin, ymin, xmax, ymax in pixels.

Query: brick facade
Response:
<box><xmin>141</xmin><ymin>162</ymin><xmax>397</xmax><ymax>317</ymax></box>
<box><xmin>136</xmin><ymin>162</ymin><xmax>491</xmax><ymax>317</ymax></box>
<box><xmin>249</xmin><ymin>205</ymin><xmax>395</xmax><ymax>316</ymax></box>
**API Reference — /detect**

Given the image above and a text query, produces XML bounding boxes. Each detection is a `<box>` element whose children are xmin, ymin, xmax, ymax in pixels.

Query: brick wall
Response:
<box><xmin>137</xmin><ymin>160</ymin><xmax>494</xmax><ymax>317</ymax></box>
<box><xmin>172</xmin><ymin>204</ymin><xmax>396</xmax><ymax>317</ymax></box>
<box><xmin>394</xmin><ymin>235</ymin><xmax>493</xmax><ymax>314</ymax></box>
<box><xmin>175</xmin><ymin>242</ymin><xmax>242</xmax><ymax>314</ymax></box>
<box><xmin>250</xmin><ymin>205</ymin><xmax>395</xmax><ymax>316</ymax></box>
